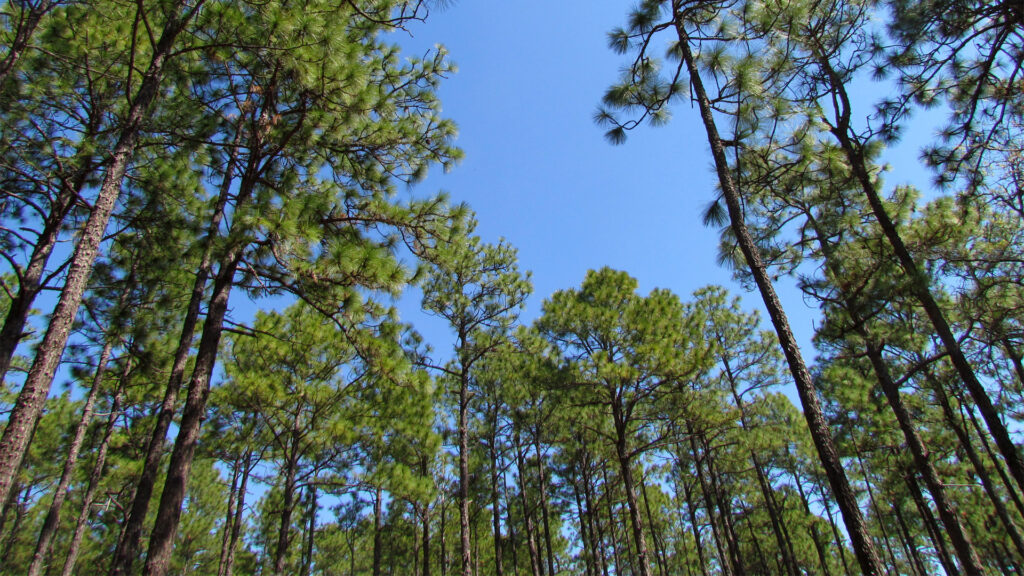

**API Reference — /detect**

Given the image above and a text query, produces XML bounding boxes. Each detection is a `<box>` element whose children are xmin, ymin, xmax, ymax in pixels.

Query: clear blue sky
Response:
<box><xmin>391</xmin><ymin>0</ymin><xmax>942</xmax><ymax>372</ymax></box>
<box><xmin>395</xmin><ymin>1</ymin><xmax>818</xmax><ymax>358</ymax></box>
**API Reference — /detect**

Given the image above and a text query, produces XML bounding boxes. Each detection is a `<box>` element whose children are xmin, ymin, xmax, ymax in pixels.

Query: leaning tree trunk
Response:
<box><xmin>670</xmin><ymin>11</ymin><xmax>884</xmax><ymax>574</ymax></box>
<box><xmin>816</xmin><ymin>48</ymin><xmax>1024</xmax><ymax>502</ymax></box>
<box><xmin>111</xmin><ymin>122</ymin><xmax>240</xmax><ymax>576</ymax></box>
<box><xmin>804</xmin><ymin>211</ymin><xmax>984</xmax><ymax>572</ymax></box>
<box><xmin>60</xmin><ymin>373</ymin><xmax>128</xmax><ymax>576</ymax></box>
<box><xmin>28</xmin><ymin>335</ymin><xmax>123</xmax><ymax>576</ymax></box>
<box><xmin>0</xmin><ymin>0</ymin><xmax>201</xmax><ymax>513</ymax></box>
<box><xmin>0</xmin><ymin>0</ymin><xmax>53</xmax><ymax>88</ymax></box>
<box><xmin>142</xmin><ymin>246</ymin><xmax>243</xmax><ymax>576</ymax></box>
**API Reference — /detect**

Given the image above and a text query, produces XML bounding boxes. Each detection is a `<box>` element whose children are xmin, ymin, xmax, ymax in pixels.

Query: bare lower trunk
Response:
<box><xmin>143</xmin><ymin>249</ymin><xmax>240</xmax><ymax>576</ymax></box>
<box><xmin>28</xmin><ymin>338</ymin><xmax>122</xmax><ymax>576</ymax></box>
<box><xmin>0</xmin><ymin>0</ymin><xmax>200</xmax><ymax>517</ymax></box>
<box><xmin>60</xmin><ymin>380</ymin><xmax>126</xmax><ymax>576</ymax></box>
<box><xmin>611</xmin><ymin>407</ymin><xmax>652</xmax><ymax>576</ymax></box>
<box><xmin>458</xmin><ymin>368</ymin><xmax>472</xmax><ymax>576</ymax></box>
<box><xmin>222</xmin><ymin>452</ymin><xmax>252</xmax><ymax>576</ymax></box>
<box><xmin>671</xmin><ymin>12</ymin><xmax>883</xmax><ymax>574</ymax></box>
<box><xmin>111</xmin><ymin>124</ymin><xmax>238</xmax><ymax>576</ymax></box>
<box><xmin>373</xmin><ymin>486</ymin><xmax>384</xmax><ymax>576</ymax></box>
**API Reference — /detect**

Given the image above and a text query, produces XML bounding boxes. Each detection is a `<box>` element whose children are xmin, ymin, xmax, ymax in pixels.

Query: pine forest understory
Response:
<box><xmin>0</xmin><ymin>0</ymin><xmax>1022</xmax><ymax>574</ymax></box>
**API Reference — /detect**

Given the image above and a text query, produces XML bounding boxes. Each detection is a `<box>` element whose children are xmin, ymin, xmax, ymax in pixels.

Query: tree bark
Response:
<box><xmin>0</xmin><ymin>0</ymin><xmax>202</xmax><ymax>511</ymax></box>
<box><xmin>143</xmin><ymin>246</ymin><xmax>242</xmax><ymax>576</ymax></box>
<box><xmin>820</xmin><ymin>46</ymin><xmax>1024</xmax><ymax>501</ymax></box>
<box><xmin>28</xmin><ymin>338</ymin><xmax>124</xmax><ymax>576</ymax></box>
<box><xmin>111</xmin><ymin>121</ymin><xmax>240</xmax><ymax>576</ymax></box>
<box><xmin>804</xmin><ymin>211</ymin><xmax>984</xmax><ymax>573</ymax></box>
<box><xmin>610</xmin><ymin>400</ymin><xmax>652</xmax><ymax>576</ymax></box>
<box><xmin>670</xmin><ymin>11</ymin><xmax>883</xmax><ymax>574</ymax></box>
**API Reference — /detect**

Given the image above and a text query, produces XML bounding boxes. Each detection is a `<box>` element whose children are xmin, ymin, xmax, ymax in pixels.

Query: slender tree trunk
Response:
<box><xmin>440</xmin><ymin>496</ymin><xmax>449</xmax><ymax>576</ymax></box>
<box><xmin>670</xmin><ymin>12</ymin><xmax>883</xmax><ymax>574</ymax></box>
<box><xmin>458</xmin><ymin>357</ymin><xmax>472</xmax><ymax>576</ymax></box>
<box><xmin>961</xmin><ymin>395</ymin><xmax>1024</xmax><ymax>520</ymax></box>
<box><xmin>704</xmin><ymin>436</ymin><xmax>745</xmax><ymax>576</ymax></box>
<box><xmin>816</xmin><ymin>478</ymin><xmax>854</xmax><ymax>576</ymax></box>
<box><xmin>601</xmin><ymin>466</ymin><xmax>624</xmax><ymax>576</ymax></box>
<box><xmin>272</xmin><ymin>418</ymin><xmax>303</xmax><ymax>576</ymax></box>
<box><xmin>514</xmin><ymin>429</ymin><xmax>542</xmax><ymax>576</ymax></box>
<box><xmin>852</xmin><ymin>444</ymin><xmax>899</xmax><ymax>573</ymax></box>
<box><xmin>580</xmin><ymin>448</ymin><xmax>608</xmax><ymax>576</ymax></box>
<box><xmin>689</xmin><ymin>431</ymin><xmax>733</xmax><ymax>576</ymax></box>
<box><xmin>820</xmin><ymin>50</ymin><xmax>1024</xmax><ymax>500</ymax></box>
<box><xmin>610</xmin><ymin>402</ymin><xmax>652</xmax><ymax>576</ymax></box>
<box><xmin>217</xmin><ymin>451</ymin><xmax>244</xmax><ymax>576</ymax></box>
<box><xmin>789</xmin><ymin>452</ymin><xmax>833</xmax><ymax>576</ymax></box>
<box><xmin>28</xmin><ymin>338</ymin><xmax>121</xmax><ymax>576</ymax></box>
<box><xmin>723</xmin><ymin>359</ymin><xmax>799</xmax><ymax>576</ymax></box>
<box><xmin>932</xmin><ymin>372</ymin><xmax>1024</xmax><ymax>558</ymax></box>
<box><xmin>533</xmin><ymin>428</ymin><xmax>555</xmax><ymax>576</ymax></box>
<box><xmin>420</xmin><ymin>502</ymin><xmax>432</xmax><ymax>576</ymax></box>
<box><xmin>677</xmin><ymin>468</ymin><xmax>709</xmax><ymax>576</ymax></box>
<box><xmin>0</xmin><ymin>183</ymin><xmax>75</xmax><ymax>383</ymax></box>
<box><xmin>111</xmin><ymin>122</ymin><xmax>240</xmax><ymax>576</ymax></box>
<box><xmin>639</xmin><ymin>471</ymin><xmax>668</xmax><ymax>576</ymax></box>
<box><xmin>373</xmin><ymin>485</ymin><xmax>384</xmax><ymax>576</ymax></box>
<box><xmin>804</xmin><ymin>211</ymin><xmax>984</xmax><ymax>572</ymax></box>
<box><xmin>0</xmin><ymin>0</ymin><xmax>202</xmax><ymax>510</ymax></box>
<box><xmin>143</xmin><ymin>247</ymin><xmax>243</xmax><ymax>576</ymax></box>
<box><xmin>1</xmin><ymin>486</ymin><xmax>30</xmax><ymax>566</ymax></box>
<box><xmin>302</xmin><ymin>483</ymin><xmax>316</xmax><ymax>576</ymax></box>
<box><xmin>905</xmin><ymin>469</ymin><xmax>958</xmax><ymax>575</ymax></box>
<box><xmin>892</xmin><ymin>497</ymin><xmax>928</xmax><ymax>576</ymax></box>
<box><xmin>61</xmin><ymin>379</ymin><xmax>125</xmax><ymax>576</ymax></box>
<box><xmin>572</xmin><ymin>476</ymin><xmax>594</xmax><ymax>576</ymax></box>
<box><xmin>0</xmin><ymin>0</ymin><xmax>52</xmax><ymax>88</ymax></box>
<box><xmin>222</xmin><ymin>451</ymin><xmax>252</xmax><ymax>576</ymax></box>
<box><xmin>489</xmin><ymin>417</ymin><xmax>505</xmax><ymax>576</ymax></box>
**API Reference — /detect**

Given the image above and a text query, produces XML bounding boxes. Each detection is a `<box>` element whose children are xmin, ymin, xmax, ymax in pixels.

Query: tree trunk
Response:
<box><xmin>892</xmin><ymin>496</ymin><xmax>928</xmax><ymax>576</ymax></box>
<box><xmin>374</xmin><ymin>485</ymin><xmax>384</xmax><ymax>576</ymax></box>
<box><xmin>789</xmin><ymin>452</ymin><xmax>833</xmax><ymax>576</ymax></box>
<box><xmin>222</xmin><ymin>451</ymin><xmax>252</xmax><ymax>576</ymax></box>
<box><xmin>488</xmin><ymin>414</ymin><xmax>505</xmax><ymax>576</ymax></box>
<box><xmin>611</xmin><ymin>402</ymin><xmax>652</xmax><ymax>576</ymax></box>
<box><xmin>143</xmin><ymin>246</ymin><xmax>242</xmax><ymax>576</ymax></box>
<box><xmin>932</xmin><ymin>371</ymin><xmax>1024</xmax><ymax>559</ymax></box>
<box><xmin>723</xmin><ymin>359</ymin><xmax>798</xmax><ymax>576</ymax></box>
<box><xmin>61</xmin><ymin>380</ymin><xmax>125</xmax><ymax>576</ymax></box>
<box><xmin>0</xmin><ymin>0</ymin><xmax>52</xmax><ymax>88</ymax></box>
<box><xmin>804</xmin><ymin>210</ymin><xmax>984</xmax><ymax>572</ymax></box>
<box><xmin>273</xmin><ymin>426</ymin><xmax>302</xmax><ymax>576</ymax></box>
<box><xmin>689</xmin><ymin>431</ymin><xmax>733</xmax><ymax>576</ymax></box>
<box><xmin>111</xmin><ymin>121</ymin><xmax>239</xmax><ymax>576</ymax></box>
<box><xmin>302</xmin><ymin>483</ymin><xmax>316</xmax><ymax>576</ymax></box>
<box><xmin>0</xmin><ymin>0</ymin><xmax>201</xmax><ymax>511</ymax></box>
<box><xmin>821</xmin><ymin>49</ymin><xmax>1024</xmax><ymax>501</ymax></box>
<box><xmin>533</xmin><ymin>427</ymin><xmax>556</xmax><ymax>576</ymax></box>
<box><xmin>458</xmin><ymin>361</ymin><xmax>472</xmax><ymax>576</ymax></box>
<box><xmin>670</xmin><ymin>12</ymin><xmax>883</xmax><ymax>574</ymax></box>
<box><xmin>0</xmin><ymin>183</ymin><xmax>75</xmax><ymax>383</ymax></box>
<box><xmin>852</xmin><ymin>444</ymin><xmax>899</xmax><ymax>573</ymax></box>
<box><xmin>514</xmin><ymin>428</ymin><xmax>542</xmax><ymax>576</ymax></box>
<box><xmin>28</xmin><ymin>338</ymin><xmax>121</xmax><ymax>576</ymax></box>
<box><xmin>905</xmin><ymin>469</ymin><xmax>958</xmax><ymax>575</ymax></box>
<box><xmin>677</xmin><ymin>468</ymin><xmax>709</xmax><ymax>576</ymax></box>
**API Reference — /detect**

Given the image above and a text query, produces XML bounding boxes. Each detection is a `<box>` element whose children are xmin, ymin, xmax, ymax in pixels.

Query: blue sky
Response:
<box><xmin>390</xmin><ymin>0</ymin><xmax>944</xmax><ymax>373</ymax></box>
<box><xmin>395</xmin><ymin>2</ymin><xmax>817</xmax><ymax>357</ymax></box>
